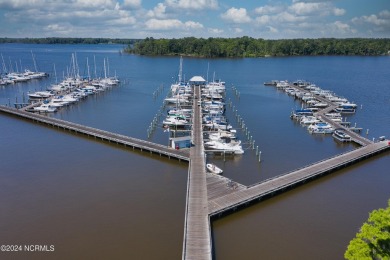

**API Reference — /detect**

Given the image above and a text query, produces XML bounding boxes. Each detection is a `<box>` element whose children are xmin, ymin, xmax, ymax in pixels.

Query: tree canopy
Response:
<box><xmin>345</xmin><ymin>200</ymin><xmax>390</xmax><ymax>260</ymax></box>
<box><xmin>126</xmin><ymin>37</ymin><xmax>390</xmax><ymax>57</ymax></box>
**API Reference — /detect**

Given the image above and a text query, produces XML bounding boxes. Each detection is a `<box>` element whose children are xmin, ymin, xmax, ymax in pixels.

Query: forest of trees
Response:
<box><xmin>0</xmin><ymin>37</ymin><xmax>137</xmax><ymax>45</ymax></box>
<box><xmin>126</xmin><ymin>37</ymin><xmax>390</xmax><ymax>57</ymax></box>
<box><xmin>345</xmin><ymin>200</ymin><xmax>390</xmax><ymax>260</ymax></box>
<box><xmin>2</xmin><ymin>37</ymin><xmax>390</xmax><ymax>57</ymax></box>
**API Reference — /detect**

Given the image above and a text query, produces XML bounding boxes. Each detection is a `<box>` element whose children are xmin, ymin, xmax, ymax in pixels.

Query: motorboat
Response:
<box><xmin>311</xmin><ymin>102</ymin><xmax>328</xmax><ymax>108</ymax></box>
<box><xmin>300</xmin><ymin>116</ymin><xmax>320</xmax><ymax>125</ymax></box>
<box><xmin>308</xmin><ymin>122</ymin><xmax>334</xmax><ymax>134</ymax></box>
<box><xmin>28</xmin><ymin>91</ymin><xmax>54</xmax><ymax>99</ymax></box>
<box><xmin>206</xmin><ymin>163</ymin><xmax>223</xmax><ymax>174</ymax></box>
<box><xmin>208</xmin><ymin>130</ymin><xmax>236</xmax><ymax>141</ymax></box>
<box><xmin>264</xmin><ymin>80</ymin><xmax>279</xmax><ymax>86</ymax></box>
<box><xmin>163</xmin><ymin>116</ymin><xmax>188</xmax><ymax>126</ymax></box>
<box><xmin>291</xmin><ymin>109</ymin><xmax>313</xmax><ymax>119</ymax></box>
<box><xmin>164</xmin><ymin>96</ymin><xmax>189</xmax><ymax>104</ymax></box>
<box><xmin>332</xmin><ymin>129</ymin><xmax>352</xmax><ymax>142</ymax></box>
<box><xmin>335</xmin><ymin>105</ymin><xmax>356</xmax><ymax>114</ymax></box>
<box><xmin>276</xmin><ymin>81</ymin><xmax>289</xmax><ymax>88</ymax></box>
<box><xmin>33</xmin><ymin>104</ymin><xmax>57</xmax><ymax>113</ymax></box>
<box><xmin>204</xmin><ymin>139</ymin><xmax>244</xmax><ymax>154</ymax></box>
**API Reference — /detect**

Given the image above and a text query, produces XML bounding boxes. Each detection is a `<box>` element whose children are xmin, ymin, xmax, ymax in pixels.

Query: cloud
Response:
<box><xmin>147</xmin><ymin>3</ymin><xmax>167</xmax><ymax>18</ymax></box>
<box><xmin>145</xmin><ymin>18</ymin><xmax>203</xmax><ymax>30</ymax></box>
<box><xmin>331</xmin><ymin>21</ymin><xmax>354</xmax><ymax>33</ymax></box>
<box><xmin>254</xmin><ymin>5</ymin><xmax>284</xmax><ymax>15</ymax></box>
<box><xmin>234</xmin><ymin>27</ymin><xmax>243</xmax><ymax>33</ymax></box>
<box><xmin>333</xmin><ymin>8</ymin><xmax>345</xmax><ymax>16</ymax></box>
<box><xmin>123</xmin><ymin>0</ymin><xmax>142</xmax><ymax>9</ymax></box>
<box><xmin>289</xmin><ymin>2</ymin><xmax>345</xmax><ymax>17</ymax></box>
<box><xmin>165</xmin><ymin>0</ymin><xmax>218</xmax><ymax>10</ymax></box>
<box><xmin>251</xmin><ymin>1</ymin><xmax>355</xmax><ymax>38</ymax></box>
<box><xmin>208</xmin><ymin>28</ymin><xmax>223</xmax><ymax>34</ymax></box>
<box><xmin>255</xmin><ymin>15</ymin><xmax>271</xmax><ymax>25</ymax></box>
<box><xmin>221</xmin><ymin>7</ymin><xmax>251</xmax><ymax>23</ymax></box>
<box><xmin>352</xmin><ymin>9</ymin><xmax>390</xmax><ymax>33</ymax></box>
<box><xmin>1</xmin><ymin>0</ymin><xmax>138</xmax><ymax>37</ymax></box>
<box><xmin>267</xmin><ymin>26</ymin><xmax>278</xmax><ymax>33</ymax></box>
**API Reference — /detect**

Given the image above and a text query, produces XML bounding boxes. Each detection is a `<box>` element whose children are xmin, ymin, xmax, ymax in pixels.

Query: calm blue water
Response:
<box><xmin>0</xmin><ymin>44</ymin><xmax>389</xmax><ymax>259</ymax></box>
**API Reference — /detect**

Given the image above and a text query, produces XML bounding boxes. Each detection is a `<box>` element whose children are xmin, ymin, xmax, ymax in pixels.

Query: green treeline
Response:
<box><xmin>2</xmin><ymin>37</ymin><xmax>389</xmax><ymax>57</ymax></box>
<box><xmin>126</xmin><ymin>37</ymin><xmax>390</xmax><ymax>57</ymax></box>
<box><xmin>345</xmin><ymin>200</ymin><xmax>390</xmax><ymax>260</ymax></box>
<box><xmin>0</xmin><ymin>37</ymin><xmax>139</xmax><ymax>45</ymax></box>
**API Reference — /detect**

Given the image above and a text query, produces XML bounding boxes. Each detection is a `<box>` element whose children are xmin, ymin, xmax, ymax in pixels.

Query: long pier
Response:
<box><xmin>182</xmin><ymin>85</ymin><xmax>212</xmax><ymax>259</ymax></box>
<box><xmin>208</xmin><ymin>140</ymin><xmax>390</xmax><ymax>217</ymax></box>
<box><xmin>0</xmin><ymin>105</ymin><xmax>190</xmax><ymax>161</ymax></box>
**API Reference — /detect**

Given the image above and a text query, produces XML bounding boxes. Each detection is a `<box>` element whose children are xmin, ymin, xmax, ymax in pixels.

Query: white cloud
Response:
<box><xmin>267</xmin><ymin>26</ymin><xmax>278</xmax><ymax>33</ymax></box>
<box><xmin>145</xmin><ymin>18</ymin><xmax>203</xmax><ymax>30</ymax></box>
<box><xmin>254</xmin><ymin>5</ymin><xmax>284</xmax><ymax>15</ymax></box>
<box><xmin>221</xmin><ymin>7</ymin><xmax>251</xmax><ymax>24</ymax></box>
<box><xmin>44</xmin><ymin>23</ymin><xmax>73</xmax><ymax>35</ymax></box>
<box><xmin>289</xmin><ymin>2</ymin><xmax>322</xmax><ymax>15</ymax></box>
<box><xmin>234</xmin><ymin>27</ymin><xmax>243</xmax><ymax>33</ymax></box>
<box><xmin>184</xmin><ymin>21</ymin><xmax>204</xmax><ymax>29</ymax></box>
<box><xmin>165</xmin><ymin>0</ymin><xmax>217</xmax><ymax>10</ymax></box>
<box><xmin>288</xmin><ymin>2</ymin><xmax>345</xmax><ymax>17</ymax></box>
<box><xmin>332</xmin><ymin>21</ymin><xmax>353</xmax><ymax>33</ymax></box>
<box><xmin>208</xmin><ymin>28</ymin><xmax>223</xmax><ymax>34</ymax></box>
<box><xmin>123</xmin><ymin>0</ymin><xmax>142</xmax><ymax>9</ymax></box>
<box><xmin>147</xmin><ymin>3</ymin><xmax>167</xmax><ymax>18</ymax></box>
<box><xmin>277</xmin><ymin>11</ymin><xmax>306</xmax><ymax>23</ymax></box>
<box><xmin>333</xmin><ymin>8</ymin><xmax>345</xmax><ymax>16</ymax></box>
<box><xmin>380</xmin><ymin>10</ymin><xmax>390</xmax><ymax>19</ymax></box>
<box><xmin>255</xmin><ymin>15</ymin><xmax>271</xmax><ymax>25</ymax></box>
<box><xmin>1</xmin><ymin>0</ymin><xmax>138</xmax><ymax>37</ymax></box>
<box><xmin>352</xmin><ymin>9</ymin><xmax>390</xmax><ymax>33</ymax></box>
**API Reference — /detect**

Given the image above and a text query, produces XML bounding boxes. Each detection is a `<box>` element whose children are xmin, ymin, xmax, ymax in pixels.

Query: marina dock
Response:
<box><xmin>208</xmin><ymin>140</ymin><xmax>390</xmax><ymax>217</ymax></box>
<box><xmin>182</xmin><ymin>84</ymin><xmax>212</xmax><ymax>259</ymax></box>
<box><xmin>287</xmin><ymin>83</ymin><xmax>372</xmax><ymax>146</ymax></box>
<box><xmin>0</xmin><ymin>105</ymin><xmax>190</xmax><ymax>161</ymax></box>
<box><xmin>1</xmin><ymin>79</ymin><xmax>389</xmax><ymax>260</ymax></box>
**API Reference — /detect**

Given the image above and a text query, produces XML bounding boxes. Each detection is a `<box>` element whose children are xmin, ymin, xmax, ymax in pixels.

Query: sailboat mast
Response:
<box><xmin>53</xmin><ymin>63</ymin><xmax>57</xmax><ymax>83</ymax></box>
<box><xmin>178</xmin><ymin>56</ymin><xmax>183</xmax><ymax>83</ymax></box>
<box><xmin>107</xmin><ymin>57</ymin><xmax>110</xmax><ymax>77</ymax></box>
<box><xmin>207</xmin><ymin>62</ymin><xmax>209</xmax><ymax>83</ymax></box>
<box><xmin>86</xmin><ymin>57</ymin><xmax>90</xmax><ymax>81</ymax></box>
<box><xmin>1</xmin><ymin>54</ymin><xmax>6</xmax><ymax>73</ymax></box>
<box><xmin>103</xmin><ymin>58</ymin><xmax>107</xmax><ymax>79</ymax></box>
<box><xmin>93</xmin><ymin>55</ymin><xmax>97</xmax><ymax>79</ymax></box>
<box><xmin>31</xmin><ymin>51</ymin><xmax>38</xmax><ymax>72</ymax></box>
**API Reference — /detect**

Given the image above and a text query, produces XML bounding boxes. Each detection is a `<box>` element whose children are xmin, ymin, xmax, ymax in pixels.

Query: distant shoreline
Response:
<box><xmin>1</xmin><ymin>37</ymin><xmax>389</xmax><ymax>58</ymax></box>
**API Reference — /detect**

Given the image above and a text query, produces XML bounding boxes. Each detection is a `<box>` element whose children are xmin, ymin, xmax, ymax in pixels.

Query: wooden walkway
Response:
<box><xmin>206</xmin><ymin>173</ymin><xmax>246</xmax><ymax>201</ymax></box>
<box><xmin>182</xmin><ymin>85</ymin><xmax>212</xmax><ymax>260</ymax></box>
<box><xmin>0</xmin><ymin>105</ymin><xmax>190</xmax><ymax>161</ymax></box>
<box><xmin>208</xmin><ymin>140</ymin><xmax>390</xmax><ymax>216</ymax></box>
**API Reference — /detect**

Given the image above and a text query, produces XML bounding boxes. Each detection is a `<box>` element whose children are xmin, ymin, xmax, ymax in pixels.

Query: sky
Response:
<box><xmin>0</xmin><ymin>0</ymin><xmax>389</xmax><ymax>39</ymax></box>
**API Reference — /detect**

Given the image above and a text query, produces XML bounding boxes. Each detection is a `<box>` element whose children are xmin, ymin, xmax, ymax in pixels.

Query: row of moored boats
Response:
<box><xmin>163</xmin><ymin>78</ymin><xmax>245</xmax><ymax>154</ymax></box>
<box><xmin>0</xmin><ymin>70</ymin><xmax>48</xmax><ymax>85</ymax></box>
<box><xmin>28</xmin><ymin>76</ymin><xmax>119</xmax><ymax>113</ymax></box>
<box><xmin>265</xmin><ymin>80</ymin><xmax>355</xmax><ymax>142</ymax></box>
